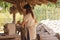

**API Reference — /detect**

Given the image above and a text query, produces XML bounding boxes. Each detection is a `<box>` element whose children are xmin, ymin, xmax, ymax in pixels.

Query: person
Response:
<box><xmin>16</xmin><ymin>21</ymin><xmax>22</xmax><ymax>34</ymax></box>
<box><xmin>22</xmin><ymin>3</ymin><xmax>37</xmax><ymax>40</ymax></box>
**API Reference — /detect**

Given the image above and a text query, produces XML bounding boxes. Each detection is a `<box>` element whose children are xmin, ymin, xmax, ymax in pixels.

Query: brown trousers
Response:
<box><xmin>21</xmin><ymin>27</ymin><xmax>30</xmax><ymax>40</ymax></box>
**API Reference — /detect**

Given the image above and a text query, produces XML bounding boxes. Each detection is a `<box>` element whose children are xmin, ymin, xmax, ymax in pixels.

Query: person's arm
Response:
<box><xmin>22</xmin><ymin>17</ymin><xmax>28</xmax><ymax>28</ymax></box>
<box><xmin>33</xmin><ymin>13</ymin><xmax>37</xmax><ymax>23</ymax></box>
<box><xmin>35</xmin><ymin>19</ymin><xmax>37</xmax><ymax>23</ymax></box>
<box><xmin>22</xmin><ymin>21</ymin><xmax>26</xmax><ymax>27</ymax></box>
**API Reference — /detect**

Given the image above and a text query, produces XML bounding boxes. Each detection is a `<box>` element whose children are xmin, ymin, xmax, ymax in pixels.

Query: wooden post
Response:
<box><xmin>13</xmin><ymin>13</ymin><xmax>16</xmax><ymax>24</ymax></box>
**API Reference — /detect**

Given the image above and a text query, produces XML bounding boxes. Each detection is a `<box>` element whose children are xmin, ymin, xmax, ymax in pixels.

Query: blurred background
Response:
<box><xmin>0</xmin><ymin>0</ymin><xmax>60</xmax><ymax>33</ymax></box>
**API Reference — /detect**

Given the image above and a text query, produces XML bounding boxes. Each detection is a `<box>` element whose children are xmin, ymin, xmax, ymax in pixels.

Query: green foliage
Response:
<box><xmin>34</xmin><ymin>3</ymin><xmax>60</xmax><ymax>23</ymax></box>
<box><xmin>0</xmin><ymin>12</ymin><xmax>23</xmax><ymax>27</ymax></box>
<box><xmin>0</xmin><ymin>1</ymin><xmax>12</xmax><ymax>13</ymax></box>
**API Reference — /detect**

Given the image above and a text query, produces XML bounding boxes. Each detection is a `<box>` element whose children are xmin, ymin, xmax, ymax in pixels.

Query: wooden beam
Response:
<box><xmin>48</xmin><ymin>0</ymin><xmax>57</xmax><ymax>3</ymax></box>
<box><xmin>3</xmin><ymin>0</ymin><xmax>15</xmax><ymax>4</ymax></box>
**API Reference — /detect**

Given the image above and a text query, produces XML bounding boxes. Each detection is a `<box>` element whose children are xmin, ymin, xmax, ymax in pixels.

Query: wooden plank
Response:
<box><xmin>0</xmin><ymin>35</ymin><xmax>20</xmax><ymax>39</ymax></box>
<box><xmin>4</xmin><ymin>23</ymin><xmax>16</xmax><ymax>35</ymax></box>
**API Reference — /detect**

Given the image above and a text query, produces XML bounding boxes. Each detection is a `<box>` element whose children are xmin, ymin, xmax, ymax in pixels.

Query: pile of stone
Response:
<box><xmin>40</xmin><ymin>20</ymin><xmax>60</xmax><ymax>34</ymax></box>
<box><xmin>36</xmin><ymin>23</ymin><xmax>59</xmax><ymax>40</ymax></box>
<box><xmin>36</xmin><ymin>20</ymin><xmax>60</xmax><ymax>40</ymax></box>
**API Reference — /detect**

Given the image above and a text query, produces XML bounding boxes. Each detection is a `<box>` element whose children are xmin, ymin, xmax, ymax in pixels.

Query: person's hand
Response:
<box><xmin>22</xmin><ymin>24</ymin><xmax>24</xmax><ymax>28</ymax></box>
